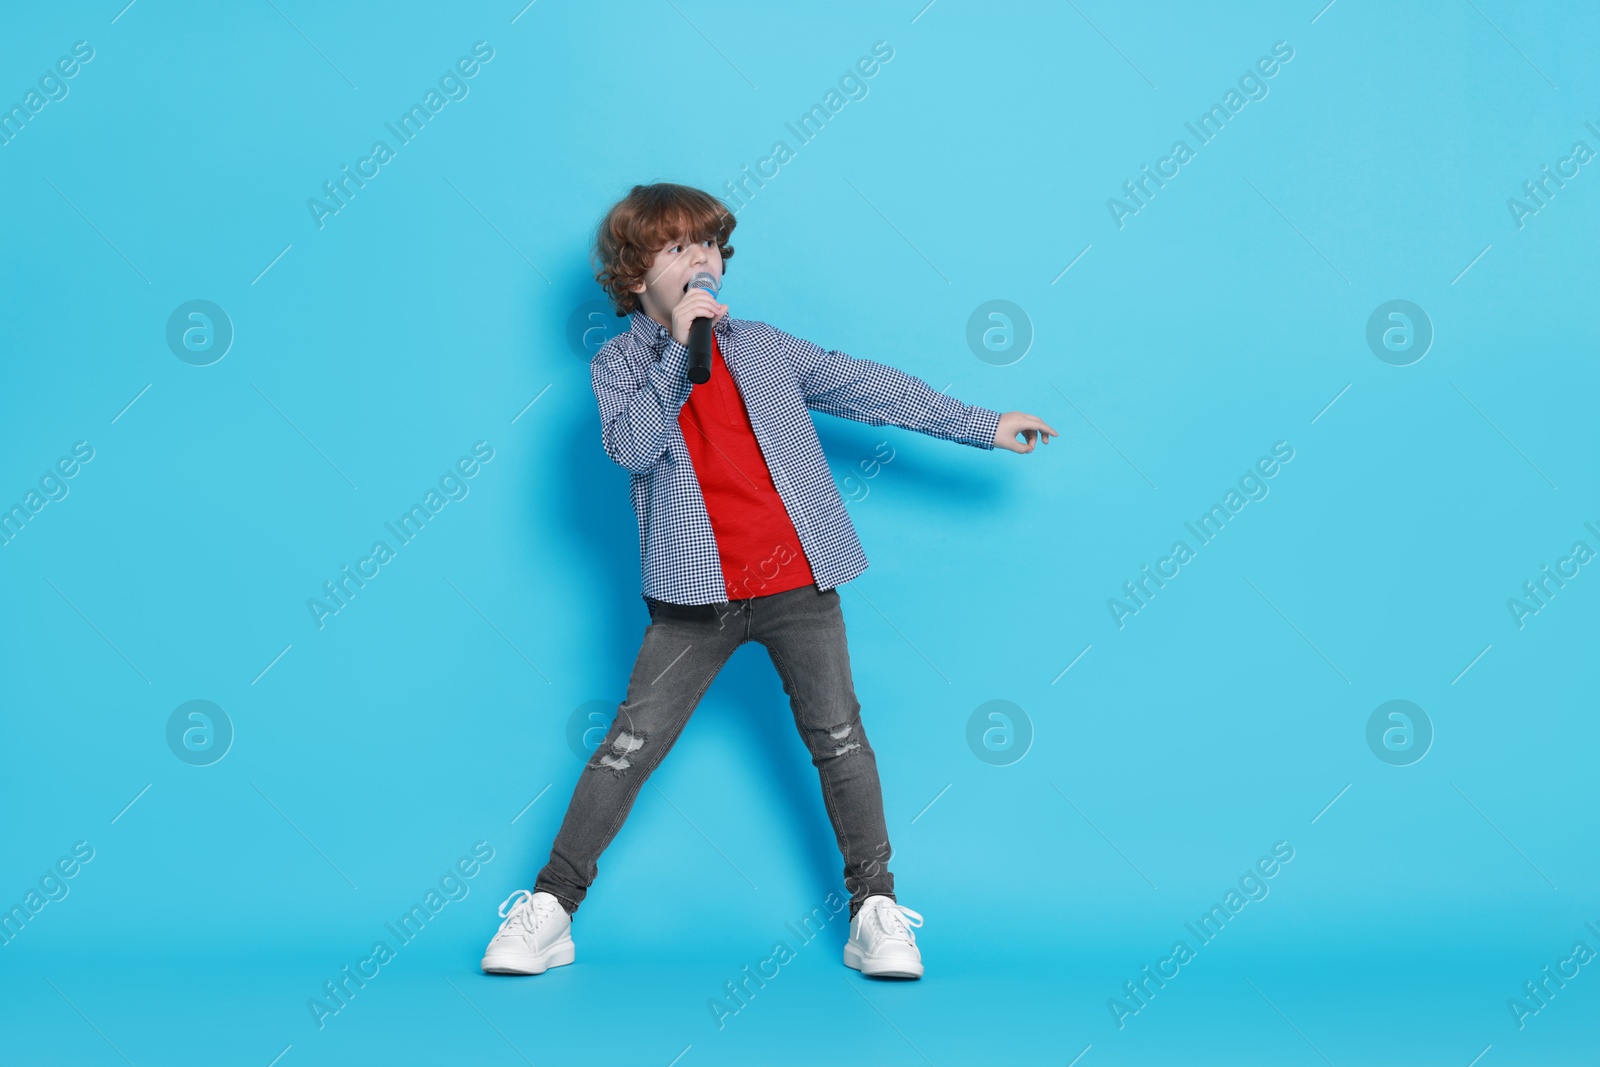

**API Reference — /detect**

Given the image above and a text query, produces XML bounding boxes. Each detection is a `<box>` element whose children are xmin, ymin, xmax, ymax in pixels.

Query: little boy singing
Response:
<box><xmin>482</xmin><ymin>183</ymin><xmax>1056</xmax><ymax>979</ymax></box>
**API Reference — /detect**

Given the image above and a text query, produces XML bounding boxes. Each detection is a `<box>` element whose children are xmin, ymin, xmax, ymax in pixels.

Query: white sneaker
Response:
<box><xmin>843</xmin><ymin>895</ymin><xmax>924</xmax><ymax>978</ymax></box>
<box><xmin>480</xmin><ymin>889</ymin><xmax>576</xmax><ymax>975</ymax></box>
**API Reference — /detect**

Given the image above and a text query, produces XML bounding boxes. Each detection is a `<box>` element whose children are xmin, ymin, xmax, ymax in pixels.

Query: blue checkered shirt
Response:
<box><xmin>591</xmin><ymin>309</ymin><xmax>1003</xmax><ymax>606</ymax></box>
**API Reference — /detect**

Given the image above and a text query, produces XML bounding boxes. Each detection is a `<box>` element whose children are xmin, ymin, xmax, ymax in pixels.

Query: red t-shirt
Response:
<box><xmin>678</xmin><ymin>333</ymin><xmax>817</xmax><ymax>600</ymax></box>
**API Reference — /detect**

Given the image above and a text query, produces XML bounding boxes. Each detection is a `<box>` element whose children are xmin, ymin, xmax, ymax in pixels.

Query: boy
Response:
<box><xmin>481</xmin><ymin>183</ymin><xmax>1057</xmax><ymax>979</ymax></box>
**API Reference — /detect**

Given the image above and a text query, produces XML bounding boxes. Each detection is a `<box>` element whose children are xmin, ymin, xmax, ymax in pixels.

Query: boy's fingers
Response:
<box><xmin>1001</xmin><ymin>414</ymin><xmax>1061</xmax><ymax>452</ymax></box>
<box><xmin>1025</xmin><ymin>416</ymin><xmax>1060</xmax><ymax>441</ymax></box>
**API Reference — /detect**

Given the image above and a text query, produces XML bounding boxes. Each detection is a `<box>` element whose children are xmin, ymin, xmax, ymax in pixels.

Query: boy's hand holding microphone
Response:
<box><xmin>673</xmin><ymin>271</ymin><xmax>727</xmax><ymax>383</ymax></box>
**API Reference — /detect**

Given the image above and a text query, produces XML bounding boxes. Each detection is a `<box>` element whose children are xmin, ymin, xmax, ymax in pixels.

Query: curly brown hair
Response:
<box><xmin>593</xmin><ymin>183</ymin><xmax>736</xmax><ymax>317</ymax></box>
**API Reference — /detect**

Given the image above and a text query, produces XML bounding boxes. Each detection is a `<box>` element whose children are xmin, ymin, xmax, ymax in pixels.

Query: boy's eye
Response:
<box><xmin>665</xmin><ymin>238</ymin><xmax>713</xmax><ymax>255</ymax></box>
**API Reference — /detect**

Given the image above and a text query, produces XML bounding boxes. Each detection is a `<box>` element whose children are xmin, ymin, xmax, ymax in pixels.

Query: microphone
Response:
<box><xmin>683</xmin><ymin>270</ymin><xmax>718</xmax><ymax>384</ymax></box>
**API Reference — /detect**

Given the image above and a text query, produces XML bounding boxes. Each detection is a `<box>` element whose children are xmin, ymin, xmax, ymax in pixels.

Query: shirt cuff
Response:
<box><xmin>964</xmin><ymin>406</ymin><xmax>1003</xmax><ymax>450</ymax></box>
<box><xmin>656</xmin><ymin>337</ymin><xmax>695</xmax><ymax>407</ymax></box>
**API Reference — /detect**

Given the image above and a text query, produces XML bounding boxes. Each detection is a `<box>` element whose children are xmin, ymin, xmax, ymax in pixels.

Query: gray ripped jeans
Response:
<box><xmin>534</xmin><ymin>583</ymin><xmax>897</xmax><ymax>920</ymax></box>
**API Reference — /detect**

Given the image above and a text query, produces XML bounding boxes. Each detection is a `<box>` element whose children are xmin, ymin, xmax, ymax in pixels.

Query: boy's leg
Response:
<box><xmin>533</xmin><ymin>598</ymin><xmax>747</xmax><ymax>915</ymax></box>
<box><xmin>750</xmin><ymin>585</ymin><xmax>896</xmax><ymax>919</ymax></box>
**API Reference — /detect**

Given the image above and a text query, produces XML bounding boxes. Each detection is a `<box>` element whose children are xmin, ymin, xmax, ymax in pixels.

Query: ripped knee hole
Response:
<box><xmin>597</xmin><ymin>729</ymin><xmax>646</xmax><ymax>771</ymax></box>
<box><xmin>827</xmin><ymin>721</ymin><xmax>861</xmax><ymax>757</ymax></box>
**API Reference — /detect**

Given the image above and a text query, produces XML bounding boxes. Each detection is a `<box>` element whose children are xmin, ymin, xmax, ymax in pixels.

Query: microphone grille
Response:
<box><xmin>687</xmin><ymin>271</ymin><xmax>718</xmax><ymax>293</ymax></box>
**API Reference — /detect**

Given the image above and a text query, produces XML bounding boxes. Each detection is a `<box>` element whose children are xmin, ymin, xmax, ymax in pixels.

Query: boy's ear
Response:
<box><xmin>629</xmin><ymin>279</ymin><xmax>647</xmax><ymax>294</ymax></box>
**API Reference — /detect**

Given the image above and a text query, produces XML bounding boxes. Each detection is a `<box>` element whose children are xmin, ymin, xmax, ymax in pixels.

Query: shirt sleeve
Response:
<box><xmin>591</xmin><ymin>334</ymin><xmax>696</xmax><ymax>472</ymax></box>
<box><xmin>768</xmin><ymin>325</ymin><xmax>1002</xmax><ymax>450</ymax></box>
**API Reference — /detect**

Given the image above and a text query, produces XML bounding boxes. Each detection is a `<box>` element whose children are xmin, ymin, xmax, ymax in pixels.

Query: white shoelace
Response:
<box><xmin>865</xmin><ymin>899</ymin><xmax>923</xmax><ymax>944</ymax></box>
<box><xmin>497</xmin><ymin>889</ymin><xmax>560</xmax><ymax>937</ymax></box>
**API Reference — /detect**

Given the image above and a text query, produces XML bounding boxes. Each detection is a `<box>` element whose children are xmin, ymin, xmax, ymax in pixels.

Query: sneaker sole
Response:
<box><xmin>481</xmin><ymin>937</ymin><xmax>575</xmax><ymax>975</ymax></box>
<box><xmin>843</xmin><ymin>942</ymin><xmax>923</xmax><ymax>979</ymax></box>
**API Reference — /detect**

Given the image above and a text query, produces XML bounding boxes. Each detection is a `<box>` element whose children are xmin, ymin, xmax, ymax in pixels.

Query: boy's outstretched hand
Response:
<box><xmin>993</xmin><ymin>412</ymin><xmax>1060</xmax><ymax>454</ymax></box>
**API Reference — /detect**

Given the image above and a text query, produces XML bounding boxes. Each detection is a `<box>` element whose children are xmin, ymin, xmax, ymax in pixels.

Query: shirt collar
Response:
<box><xmin>629</xmin><ymin>308</ymin><xmax>733</xmax><ymax>350</ymax></box>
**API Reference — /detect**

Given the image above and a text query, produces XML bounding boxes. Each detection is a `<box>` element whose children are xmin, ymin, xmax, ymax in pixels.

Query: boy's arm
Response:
<box><xmin>591</xmin><ymin>334</ymin><xmax>695</xmax><ymax>472</ymax></box>
<box><xmin>770</xmin><ymin>325</ymin><xmax>1003</xmax><ymax>450</ymax></box>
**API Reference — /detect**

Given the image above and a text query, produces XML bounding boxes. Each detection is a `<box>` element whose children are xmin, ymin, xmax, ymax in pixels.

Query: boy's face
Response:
<box><xmin>630</xmin><ymin>232</ymin><xmax>723</xmax><ymax>324</ymax></box>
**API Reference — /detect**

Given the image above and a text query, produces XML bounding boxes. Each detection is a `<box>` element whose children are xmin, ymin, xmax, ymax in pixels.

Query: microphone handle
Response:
<box><xmin>686</xmin><ymin>316</ymin><xmax>713</xmax><ymax>384</ymax></box>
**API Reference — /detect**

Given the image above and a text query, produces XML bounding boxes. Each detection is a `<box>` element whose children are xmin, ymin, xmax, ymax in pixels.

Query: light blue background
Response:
<box><xmin>2</xmin><ymin>1</ymin><xmax>1596</xmax><ymax>1064</ymax></box>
